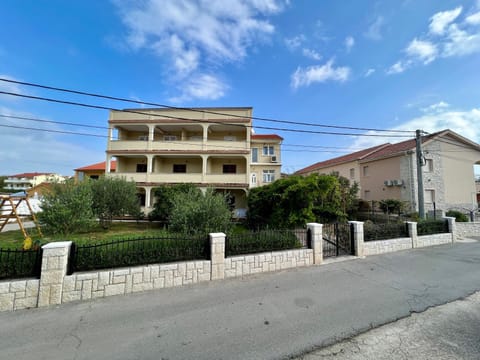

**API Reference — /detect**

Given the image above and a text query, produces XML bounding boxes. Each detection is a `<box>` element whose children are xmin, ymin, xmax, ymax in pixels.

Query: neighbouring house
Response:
<box><xmin>4</xmin><ymin>172</ymin><xmax>67</xmax><ymax>192</ymax></box>
<box><xmin>296</xmin><ymin>129</ymin><xmax>480</xmax><ymax>213</ymax></box>
<box><xmin>74</xmin><ymin>161</ymin><xmax>116</xmax><ymax>182</ymax></box>
<box><xmin>105</xmin><ymin>107</ymin><xmax>283</xmax><ymax>216</ymax></box>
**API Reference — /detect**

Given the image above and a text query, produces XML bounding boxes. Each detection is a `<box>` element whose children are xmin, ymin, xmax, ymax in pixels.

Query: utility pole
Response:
<box><xmin>416</xmin><ymin>129</ymin><xmax>425</xmax><ymax>219</ymax></box>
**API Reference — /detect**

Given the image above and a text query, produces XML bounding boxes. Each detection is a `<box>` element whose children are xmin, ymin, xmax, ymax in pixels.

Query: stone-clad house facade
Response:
<box><xmin>296</xmin><ymin>129</ymin><xmax>480</xmax><ymax>213</ymax></box>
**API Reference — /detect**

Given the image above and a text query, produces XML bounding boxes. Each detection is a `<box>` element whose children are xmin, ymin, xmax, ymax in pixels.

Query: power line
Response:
<box><xmin>0</xmin><ymin>114</ymin><xmax>109</xmax><ymax>130</ymax></box>
<box><xmin>0</xmin><ymin>77</ymin><xmax>414</xmax><ymax>134</ymax></box>
<box><xmin>0</xmin><ymin>90</ymin><xmax>412</xmax><ymax>138</ymax></box>
<box><xmin>0</xmin><ymin>124</ymin><xmax>107</xmax><ymax>138</ymax></box>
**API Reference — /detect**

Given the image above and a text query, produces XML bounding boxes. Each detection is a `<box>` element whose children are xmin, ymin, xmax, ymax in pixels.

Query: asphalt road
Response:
<box><xmin>1</xmin><ymin>240</ymin><xmax>480</xmax><ymax>360</ymax></box>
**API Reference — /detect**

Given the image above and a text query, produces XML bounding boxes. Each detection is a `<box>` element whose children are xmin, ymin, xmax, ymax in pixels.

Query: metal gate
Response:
<box><xmin>323</xmin><ymin>223</ymin><xmax>354</xmax><ymax>258</ymax></box>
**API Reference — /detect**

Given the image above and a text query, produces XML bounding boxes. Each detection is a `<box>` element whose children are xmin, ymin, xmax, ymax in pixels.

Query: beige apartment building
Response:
<box><xmin>4</xmin><ymin>172</ymin><xmax>67</xmax><ymax>192</ymax></box>
<box><xmin>106</xmin><ymin>107</ymin><xmax>282</xmax><ymax>216</ymax></box>
<box><xmin>296</xmin><ymin>129</ymin><xmax>480</xmax><ymax>213</ymax></box>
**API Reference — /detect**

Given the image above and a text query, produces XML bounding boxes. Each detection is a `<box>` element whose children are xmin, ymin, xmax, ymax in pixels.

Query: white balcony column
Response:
<box><xmin>106</xmin><ymin>155</ymin><xmax>113</xmax><ymax>174</ymax></box>
<box><xmin>148</xmin><ymin>125</ymin><xmax>155</xmax><ymax>141</ymax></box>
<box><xmin>147</xmin><ymin>155</ymin><xmax>154</xmax><ymax>173</ymax></box>
<box><xmin>145</xmin><ymin>187</ymin><xmax>153</xmax><ymax>209</ymax></box>
<box><xmin>202</xmin><ymin>155</ymin><xmax>208</xmax><ymax>182</ymax></box>
<box><xmin>202</xmin><ymin>124</ymin><xmax>209</xmax><ymax>146</ymax></box>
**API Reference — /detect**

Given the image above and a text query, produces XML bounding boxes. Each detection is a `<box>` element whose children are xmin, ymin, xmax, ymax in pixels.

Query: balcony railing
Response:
<box><xmin>111</xmin><ymin>172</ymin><xmax>248</xmax><ymax>184</ymax></box>
<box><xmin>108</xmin><ymin>139</ymin><xmax>249</xmax><ymax>152</ymax></box>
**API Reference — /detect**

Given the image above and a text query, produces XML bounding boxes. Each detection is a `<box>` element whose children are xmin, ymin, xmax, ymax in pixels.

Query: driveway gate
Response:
<box><xmin>323</xmin><ymin>223</ymin><xmax>354</xmax><ymax>258</ymax></box>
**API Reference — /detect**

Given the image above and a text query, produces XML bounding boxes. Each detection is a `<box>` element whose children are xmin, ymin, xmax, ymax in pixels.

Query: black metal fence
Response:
<box><xmin>69</xmin><ymin>235</ymin><xmax>210</xmax><ymax>273</ymax></box>
<box><xmin>225</xmin><ymin>229</ymin><xmax>307</xmax><ymax>257</ymax></box>
<box><xmin>323</xmin><ymin>223</ymin><xmax>353</xmax><ymax>258</ymax></box>
<box><xmin>417</xmin><ymin>219</ymin><xmax>449</xmax><ymax>236</ymax></box>
<box><xmin>0</xmin><ymin>248</ymin><xmax>42</xmax><ymax>280</ymax></box>
<box><xmin>364</xmin><ymin>222</ymin><xmax>409</xmax><ymax>241</ymax></box>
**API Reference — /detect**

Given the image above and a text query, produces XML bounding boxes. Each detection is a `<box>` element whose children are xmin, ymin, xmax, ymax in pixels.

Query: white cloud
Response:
<box><xmin>170</xmin><ymin>73</ymin><xmax>227</xmax><ymax>102</ymax></box>
<box><xmin>349</xmin><ymin>106</ymin><xmax>480</xmax><ymax>151</ymax></box>
<box><xmin>421</xmin><ymin>101</ymin><xmax>450</xmax><ymax>113</ymax></box>
<box><xmin>365</xmin><ymin>16</ymin><xmax>385</xmax><ymax>40</ymax></box>
<box><xmin>302</xmin><ymin>48</ymin><xmax>322</xmax><ymax>60</ymax></box>
<box><xmin>345</xmin><ymin>36</ymin><xmax>355</xmax><ymax>52</ymax></box>
<box><xmin>0</xmin><ymin>75</ymin><xmax>23</xmax><ymax>102</ymax></box>
<box><xmin>466</xmin><ymin>11</ymin><xmax>480</xmax><ymax>25</ymax></box>
<box><xmin>114</xmin><ymin>0</ymin><xmax>285</xmax><ymax>100</ymax></box>
<box><xmin>429</xmin><ymin>6</ymin><xmax>462</xmax><ymax>35</ymax></box>
<box><xmin>443</xmin><ymin>24</ymin><xmax>480</xmax><ymax>57</ymax></box>
<box><xmin>364</xmin><ymin>68</ymin><xmax>375</xmax><ymax>77</ymax></box>
<box><xmin>405</xmin><ymin>38</ymin><xmax>438</xmax><ymax>64</ymax></box>
<box><xmin>285</xmin><ymin>35</ymin><xmax>305</xmax><ymax>50</ymax></box>
<box><xmin>291</xmin><ymin>60</ymin><xmax>350</xmax><ymax>89</ymax></box>
<box><xmin>387</xmin><ymin>61</ymin><xmax>409</xmax><ymax>74</ymax></box>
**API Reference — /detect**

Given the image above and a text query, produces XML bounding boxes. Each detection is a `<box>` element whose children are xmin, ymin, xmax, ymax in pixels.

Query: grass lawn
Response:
<box><xmin>0</xmin><ymin>222</ymin><xmax>169</xmax><ymax>250</ymax></box>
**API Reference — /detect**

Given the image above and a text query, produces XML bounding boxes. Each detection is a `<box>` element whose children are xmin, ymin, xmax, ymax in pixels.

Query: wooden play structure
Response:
<box><xmin>0</xmin><ymin>195</ymin><xmax>42</xmax><ymax>239</ymax></box>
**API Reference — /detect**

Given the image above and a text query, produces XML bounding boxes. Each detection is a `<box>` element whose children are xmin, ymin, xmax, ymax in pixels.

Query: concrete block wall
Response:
<box><xmin>364</xmin><ymin>237</ymin><xmax>412</xmax><ymax>256</ymax></box>
<box><xmin>62</xmin><ymin>260</ymin><xmax>211</xmax><ymax>304</ymax></box>
<box><xmin>416</xmin><ymin>233</ymin><xmax>453</xmax><ymax>248</ymax></box>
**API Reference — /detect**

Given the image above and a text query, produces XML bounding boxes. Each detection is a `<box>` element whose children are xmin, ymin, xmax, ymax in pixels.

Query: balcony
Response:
<box><xmin>110</xmin><ymin>172</ymin><xmax>248</xmax><ymax>185</ymax></box>
<box><xmin>108</xmin><ymin>139</ymin><xmax>248</xmax><ymax>153</ymax></box>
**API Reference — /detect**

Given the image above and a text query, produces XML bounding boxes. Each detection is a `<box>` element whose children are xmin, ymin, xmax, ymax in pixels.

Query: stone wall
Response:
<box><xmin>364</xmin><ymin>237</ymin><xmax>412</xmax><ymax>256</ymax></box>
<box><xmin>62</xmin><ymin>261</ymin><xmax>211</xmax><ymax>304</ymax></box>
<box><xmin>0</xmin><ymin>279</ymin><xmax>39</xmax><ymax>312</ymax></box>
<box><xmin>456</xmin><ymin>222</ymin><xmax>480</xmax><ymax>238</ymax></box>
<box><xmin>224</xmin><ymin>249</ymin><xmax>313</xmax><ymax>278</ymax></box>
<box><xmin>416</xmin><ymin>233</ymin><xmax>452</xmax><ymax>248</ymax></box>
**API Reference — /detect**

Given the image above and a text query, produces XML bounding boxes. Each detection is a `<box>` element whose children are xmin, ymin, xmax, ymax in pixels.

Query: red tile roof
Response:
<box><xmin>251</xmin><ymin>134</ymin><xmax>283</xmax><ymax>140</ymax></box>
<box><xmin>74</xmin><ymin>161</ymin><xmax>116</xmax><ymax>172</ymax></box>
<box><xmin>9</xmin><ymin>172</ymin><xmax>52</xmax><ymax>178</ymax></box>
<box><xmin>295</xmin><ymin>143</ymin><xmax>390</xmax><ymax>174</ymax></box>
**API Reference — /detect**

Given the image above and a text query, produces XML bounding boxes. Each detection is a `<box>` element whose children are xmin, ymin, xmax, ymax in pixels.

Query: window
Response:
<box><xmin>263</xmin><ymin>170</ymin><xmax>275</xmax><ymax>183</ymax></box>
<box><xmin>363</xmin><ymin>166</ymin><xmax>369</xmax><ymax>176</ymax></box>
<box><xmin>252</xmin><ymin>148</ymin><xmax>258</xmax><ymax>163</ymax></box>
<box><xmin>224</xmin><ymin>136</ymin><xmax>236</xmax><ymax>141</ymax></box>
<box><xmin>223</xmin><ymin>164</ymin><xmax>237</xmax><ymax>174</ymax></box>
<box><xmin>136</xmin><ymin>164</ymin><xmax>147</xmax><ymax>173</ymax></box>
<box><xmin>425</xmin><ymin>189</ymin><xmax>435</xmax><ymax>203</ymax></box>
<box><xmin>173</xmin><ymin>164</ymin><xmax>186</xmax><ymax>173</ymax></box>
<box><xmin>251</xmin><ymin>173</ymin><xmax>257</xmax><ymax>186</ymax></box>
<box><xmin>164</xmin><ymin>135</ymin><xmax>177</xmax><ymax>141</ymax></box>
<box><xmin>137</xmin><ymin>193</ymin><xmax>146</xmax><ymax>207</ymax></box>
<box><xmin>364</xmin><ymin>190</ymin><xmax>371</xmax><ymax>200</ymax></box>
<box><xmin>350</xmin><ymin>168</ymin><xmax>355</xmax><ymax>178</ymax></box>
<box><xmin>263</xmin><ymin>146</ymin><xmax>274</xmax><ymax>156</ymax></box>
<box><xmin>89</xmin><ymin>175</ymin><xmax>99</xmax><ymax>180</ymax></box>
<box><xmin>425</xmin><ymin>159</ymin><xmax>433</xmax><ymax>172</ymax></box>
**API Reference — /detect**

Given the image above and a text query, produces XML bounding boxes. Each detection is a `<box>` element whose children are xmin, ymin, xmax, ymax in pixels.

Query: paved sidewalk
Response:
<box><xmin>299</xmin><ymin>291</ymin><xmax>480</xmax><ymax>360</ymax></box>
<box><xmin>1</xmin><ymin>240</ymin><xmax>480</xmax><ymax>360</ymax></box>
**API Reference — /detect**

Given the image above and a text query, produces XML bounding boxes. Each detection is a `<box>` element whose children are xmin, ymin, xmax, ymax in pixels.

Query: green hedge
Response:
<box><xmin>417</xmin><ymin>219</ymin><xmax>449</xmax><ymax>236</ymax></box>
<box><xmin>364</xmin><ymin>221</ymin><xmax>409</xmax><ymax>241</ymax></box>
<box><xmin>226</xmin><ymin>229</ymin><xmax>303</xmax><ymax>256</ymax></box>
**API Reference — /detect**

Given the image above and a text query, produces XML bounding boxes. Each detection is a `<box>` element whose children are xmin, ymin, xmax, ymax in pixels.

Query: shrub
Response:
<box><xmin>445</xmin><ymin>210</ymin><xmax>469</xmax><ymax>222</ymax></box>
<box><xmin>148</xmin><ymin>183</ymin><xmax>198</xmax><ymax>222</ymax></box>
<box><xmin>379</xmin><ymin>199</ymin><xmax>405</xmax><ymax>214</ymax></box>
<box><xmin>363</xmin><ymin>221</ymin><xmax>408</xmax><ymax>241</ymax></box>
<box><xmin>226</xmin><ymin>229</ymin><xmax>302</xmax><ymax>256</ymax></box>
<box><xmin>417</xmin><ymin>219</ymin><xmax>449</xmax><ymax>235</ymax></box>
<box><xmin>38</xmin><ymin>180</ymin><xmax>95</xmax><ymax>236</ymax></box>
<box><xmin>169</xmin><ymin>187</ymin><xmax>232</xmax><ymax>235</ymax></box>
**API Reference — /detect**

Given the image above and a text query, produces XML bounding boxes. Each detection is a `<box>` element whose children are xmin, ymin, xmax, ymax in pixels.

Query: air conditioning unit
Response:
<box><xmin>271</xmin><ymin>156</ymin><xmax>277</xmax><ymax>162</ymax></box>
<box><xmin>393</xmin><ymin>179</ymin><xmax>404</xmax><ymax>186</ymax></box>
<box><xmin>384</xmin><ymin>180</ymin><xmax>393</xmax><ymax>186</ymax></box>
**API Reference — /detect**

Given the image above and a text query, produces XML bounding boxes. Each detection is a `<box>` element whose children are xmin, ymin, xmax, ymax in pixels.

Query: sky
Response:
<box><xmin>1</xmin><ymin>0</ymin><xmax>480</xmax><ymax>176</ymax></box>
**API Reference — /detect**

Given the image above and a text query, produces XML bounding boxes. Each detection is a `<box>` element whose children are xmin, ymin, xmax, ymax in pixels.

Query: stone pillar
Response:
<box><xmin>444</xmin><ymin>216</ymin><xmax>457</xmax><ymax>243</ymax></box>
<box><xmin>210</xmin><ymin>233</ymin><xmax>225</xmax><ymax>281</ymax></box>
<box><xmin>38</xmin><ymin>242</ymin><xmax>72</xmax><ymax>307</ymax></box>
<box><xmin>406</xmin><ymin>221</ymin><xmax>418</xmax><ymax>248</ymax></box>
<box><xmin>349</xmin><ymin>221</ymin><xmax>364</xmax><ymax>258</ymax></box>
<box><xmin>307</xmin><ymin>223</ymin><xmax>323</xmax><ymax>264</ymax></box>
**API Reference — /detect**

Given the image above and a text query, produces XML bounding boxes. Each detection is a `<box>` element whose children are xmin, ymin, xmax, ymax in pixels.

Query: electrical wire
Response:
<box><xmin>0</xmin><ymin>77</ymin><xmax>414</xmax><ymax>134</ymax></box>
<box><xmin>0</xmin><ymin>90</ymin><xmax>412</xmax><ymax>137</ymax></box>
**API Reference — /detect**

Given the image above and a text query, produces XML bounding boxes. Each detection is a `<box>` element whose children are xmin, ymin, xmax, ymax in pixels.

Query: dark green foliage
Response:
<box><xmin>445</xmin><ymin>210</ymin><xmax>469</xmax><ymax>222</ymax></box>
<box><xmin>90</xmin><ymin>177</ymin><xmax>141</xmax><ymax>228</ymax></box>
<box><xmin>226</xmin><ymin>229</ymin><xmax>303</xmax><ymax>256</ymax></box>
<box><xmin>71</xmin><ymin>235</ymin><xmax>209</xmax><ymax>272</ymax></box>
<box><xmin>417</xmin><ymin>219</ymin><xmax>449</xmax><ymax>235</ymax></box>
<box><xmin>379</xmin><ymin>199</ymin><xmax>405</xmax><ymax>214</ymax></box>
<box><xmin>38</xmin><ymin>180</ymin><xmax>95</xmax><ymax>236</ymax></box>
<box><xmin>169</xmin><ymin>187</ymin><xmax>232</xmax><ymax>235</ymax></box>
<box><xmin>0</xmin><ymin>248</ymin><xmax>42</xmax><ymax>280</ymax></box>
<box><xmin>363</xmin><ymin>220</ymin><xmax>409</xmax><ymax>241</ymax></box>
<box><xmin>148</xmin><ymin>183</ymin><xmax>198</xmax><ymax>222</ymax></box>
<box><xmin>247</xmin><ymin>174</ymin><xmax>358</xmax><ymax>229</ymax></box>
